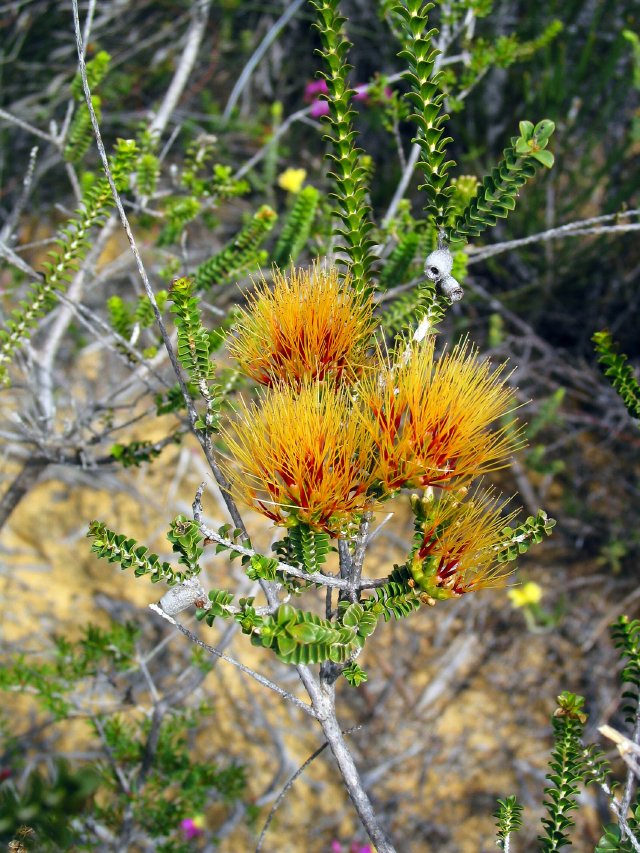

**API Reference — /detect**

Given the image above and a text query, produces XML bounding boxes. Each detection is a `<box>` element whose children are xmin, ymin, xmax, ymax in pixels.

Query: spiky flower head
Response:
<box><xmin>360</xmin><ymin>338</ymin><xmax>522</xmax><ymax>494</ymax></box>
<box><xmin>409</xmin><ymin>488</ymin><xmax>518</xmax><ymax>601</ymax></box>
<box><xmin>223</xmin><ymin>382</ymin><xmax>375</xmax><ymax>534</ymax></box>
<box><xmin>227</xmin><ymin>265</ymin><xmax>375</xmax><ymax>387</ymax></box>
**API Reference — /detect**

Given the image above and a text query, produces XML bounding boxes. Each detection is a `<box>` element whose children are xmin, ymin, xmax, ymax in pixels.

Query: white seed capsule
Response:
<box><xmin>424</xmin><ymin>248</ymin><xmax>454</xmax><ymax>281</ymax></box>
<box><xmin>438</xmin><ymin>274</ymin><xmax>464</xmax><ymax>302</ymax></box>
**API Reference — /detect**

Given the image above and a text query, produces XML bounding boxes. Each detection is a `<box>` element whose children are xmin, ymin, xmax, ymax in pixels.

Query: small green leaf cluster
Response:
<box><xmin>538</xmin><ymin>692</ymin><xmax>588</xmax><ymax>852</ymax></box>
<box><xmin>168</xmin><ymin>277</ymin><xmax>222</xmax><ymax>432</ymax></box>
<box><xmin>0</xmin><ymin>138</ymin><xmax>138</xmax><ymax>386</ymax></box>
<box><xmin>285</xmin><ymin>524</ymin><xmax>331</xmax><ymax>574</ymax></box>
<box><xmin>196</xmin><ymin>587</ymin><xmax>236</xmax><ymax>626</ymax></box>
<box><xmin>106</xmin><ymin>289</ymin><xmax>167</xmax><ymax>358</ymax></box>
<box><xmin>310</xmin><ymin>0</ymin><xmax>376</xmax><ymax>293</ymax></box>
<box><xmin>494</xmin><ymin>795</ymin><xmax>523</xmax><ymax>850</ymax></box>
<box><xmin>158</xmin><ymin>196</ymin><xmax>202</xmax><ymax>246</ymax></box>
<box><xmin>87</xmin><ymin>520</ymin><xmax>191</xmax><ymax>585</ymax></box>
<box><xmin>70</xmin><ymin>50</ymin><xmax>111</xmax><ymax>100</ymax></box>
<box><xmin>66</xmin><ymin>51</ymin><xmax>112</xmax><ymax>164</ymax></box>
<box><xmin>272</xmin><ymin>185</ymin><xmax>321</xmax><ymax>267</ymax></box>
<box><xmin>110</xmin><ymin>438</ymin><xmax>170</xmax><ymax>468</ymax></box>
<box><xmin>363</xmin><ymin>566</ymin><xmax>421</xmax><ymax>621</ymax></box>
<box><xmin>449</xmin><ymin>120</ymin><xmax>555</xmax><ymax>241</ymax></box>
<box><xmin>611</xmin><ymin>615</ymin><xmax>640</xmax><ymax>725</ymax></box>
<box><xmin>593</xmin><ymin>330</ymin><xmax>640</xmax><ymax>422</ymax></box>
<box><xmin>342</xmin><ymin>661</ymin><xmax>368</xmax><ymax>686</ymax></box>
<box><xmin>394</xmin><ymin>0</ymin><xmax>456</xmax><ymax>229</ymax></box>
<box><xmin>194</xmin><ymin>205</ymin><xmax>278</xmax><ymax>290</ymax></box>
<box><xmin>64</xmin><ymin>94</ymin><xmax>102</xmax><ymax>163</ymax></box>
<box><xmin>167</xmin><ymin>515</ymin><xmax>204</xmax><ymax>573</ymax></box>
<box><xmin>251</xmin><ymin>601</ymin><xmax>377</xmax><ymax>665</ymax></box>
<box><xmin>497</xmin><ymin>510</ymin><xmax>556</xmax><ymax>563</ymax></box>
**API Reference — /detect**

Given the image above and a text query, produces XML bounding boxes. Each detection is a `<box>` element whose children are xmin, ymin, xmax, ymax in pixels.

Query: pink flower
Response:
<box><xmin>353</xmin><ymin>84</ymin><xmax>369</xmax><ymax>103</ymax></box>
<box><xmin>309</xmin><ymin>98</ymin><xmax>330</xmax><ymax>118</ymax></box>
<box><xmin>304</xmin><ymin>79</ymin><xmax>329</xmax><ymax>102</ymax></box>
<box><xmin>330</xmin><ymin>842</ymin><xmax>343</xmax><ymax>853</ymax></box>
<box><xmin>180</xmin><ymin>816</ymin><xmax>205</xmax><ymax>840</ymax></box>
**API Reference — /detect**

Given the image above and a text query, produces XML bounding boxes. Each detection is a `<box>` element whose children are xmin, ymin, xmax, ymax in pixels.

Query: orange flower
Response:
<box><xmin>222</xmin><ymin>382</ymin><xmax>375</xmax><ymax>534</ymax></box>
<box><xmin>409</xmin><ymin>488</ymin><xmax>518</xmax><ymax>600</ymax></box>
<box><xmin>227</xmin><ymin>264</ymin><xmax>375</xmax><ymax>387</ymax></box>
<box><xmin>360</xmin><ymin>338</ymin><xmax>522</xmax><ymax>493</ymax></box>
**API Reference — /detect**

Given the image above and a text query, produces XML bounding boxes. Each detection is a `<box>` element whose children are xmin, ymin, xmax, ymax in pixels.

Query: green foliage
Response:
<box><xmin>168</xmin><ymin>277</ymin><xmax>222</xmax><ymax>432</ymax></box>
<box><xmin>272</xmin><ymin>185</ymin><xmax>320</xmax><ymax>267</ymax></box>
<box><xmin>593</xmin><ymin>330</ymin><xmax>640</xmax><ymax>422</ymax></box>
<box><xmin>168</xmin><ymin>278</ymin><xmax>213</xmax><ymax>383</ymax></box>
<box><xmin>70</xmin><ymin>50</ymin><xmax>111</xmax><ymax>100</ymax></box>
<box><xmin>449</xmin><ymin>119</ymin><xmax>555</xmax><ymax>242</ymax></box>
<box><xmin>0</xmin><ymin>760</ymin><xmax>101</xmax><ymax>847</ymax></box>
<box><xmin>167</xmin><ymin>515</ymin><xmax>205</xmax><ymax>574</ymax></box>
<box><xmin>611</xmin><ymin>616</ymin><xmax>640</xmax><ymax>726</ymax></box>
<box><xmin>310</xmin><ymin>0</ymin><xmax>376</xmax><ymax>293</ymax></box>
<box><xmin>342</xmin><ymin>661</ymin><xmax>368</xmax><ymax>687</ymax></box>
<box><xmin>63</xmin><ymin>95</ymin><xmax>101</xmax><ymax>163</ymax></box>
<box><xmin>538</xmin><ymin>692</ymin><xmax>588</xmax><ymax>852</ymax></box>
<box><xmin>0</xmin><ymin>622</ymin><xmax>138</xmax><ymax>719</ymax></box>
<box><xmin>363</xmin><ymin>565</ymin><xmax>421</xmax><ymax>621</ymax></box>
<box><xmin>597</xmin><ymin>801</ymin><xmax>640</xmax><ymax>853</ymax></box>
<box><xmin>494</xmin><ymin>795</ymin><xmax>524</xmax><ymax>850</ymax></box>
<box><xmin>393</xmin><ymin>0</ymin><xmax>455</xmax><ymax>230</ymax></box>
<box><xmin>88</xmin><ymin>706</ymin><xmax>245</xmax><ymax>848</ymax></box>
<box><xmin>135</xmin><ymin>289</ymin><xmax>168</xmax><ymax>327</ymax></box>
<box><xmin>286</xmin><ymin>524</ymin><xmax>331</xmax><ymax>574</ymax></box>
<box><xmin>378</xmin><ymin>230</ymin><xmax>421</xmax><ymax>290</ymax></box>
<box><xmin>194</xmin><ymin>205</ymin><xmax>278</xmax><ymax>290</ymax></box>
<box><xmin>0</xmin><ymin>138</ymin><xmax>138</xmax><ymax>386</ymax></box>
<box><xmin>158</xmin><ymin>196</ymin><xmax>202</xmax><ymax>246</ymax></box>
<box><xmin>136</xmin><ymin>152</ymin><xmax>160</xmax><ymax>197</ymax></box>
<box><xmin>497</xmin><ymin>510</ymin><xmax>556</xmax><ymax>563</ymax></box>
<box><xmin>196</xmin><ymin>587</ymin><xmax>236</xmax><ymax>626</ymax></box>
<box><xmin>110</xmin><ymin>438</ymin><xmax>168</xmax><ymax>468</ymax></box>
<box><xmin>87</xmin><ymin>520</ymin><xmax>191</xmax><ymax>585</ymax></box>
<box><xmin>107</xmin><ymin>294</ymin><xmax>134</xmax><ymax>339</ymax></box>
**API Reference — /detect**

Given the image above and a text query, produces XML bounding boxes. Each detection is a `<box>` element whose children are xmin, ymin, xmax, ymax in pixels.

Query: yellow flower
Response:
<box><xmin>277</xmin><ymin>167</ymin><xmax>307</xmax><ymax>193</ymax></box>
<box><xmin>409</xmin><ymin>489</ymin><xmax>519</xmax><ymax>600</ymax></box>
<box><xmin>227</xmin><ymin>264</ymin><xmax>375</xmax><ymax>387</ymax></box>
<box><xmin>508</xmin><ymin>581</ymin><xmax>543</xmax><ymax>609</ymax></box>
<box><xmin>359</xmin><ymin>338</ymin><xmax>523</xmax><ymax>494</ymax></box>
<box><xmin>222</xmin><ymin>381</ymin><xmax>375</xmax><ymax>535</ymax></box>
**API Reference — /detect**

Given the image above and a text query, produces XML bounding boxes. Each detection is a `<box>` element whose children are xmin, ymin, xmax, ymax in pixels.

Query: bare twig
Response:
<box><xmin>148</xmin><ymin>604</ymin><xmax>315</xmax><ymax>718</ymax></box>
<box><xmin>224</xmin><ymin>0</ymin><xmax>306</xmax><ymax>120</ymax></box>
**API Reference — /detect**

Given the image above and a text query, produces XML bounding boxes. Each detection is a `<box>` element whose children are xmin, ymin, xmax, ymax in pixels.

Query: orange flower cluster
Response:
<box><xmin>409</xmin><ymin>489</ymin><xmax>517</xmax><ymax>600</ymax></box>
<box><xmin>359</xmin><ymin>338</ymin><xmax>522</xmax><ymax>494</ymax></box>
<box><xmin>224</xmin><ymin>265</ymin><xmax>524</xmax><ymax>572</ymax></box>
<box><xmin>222</xmin><ymin>382</ymin><xmax>374</xmax><ymax>534</ymax></box>
<box><xmin>228</xmin><ymin>265</ymin><xmax>374</xmax><ymax>387</ymax></box>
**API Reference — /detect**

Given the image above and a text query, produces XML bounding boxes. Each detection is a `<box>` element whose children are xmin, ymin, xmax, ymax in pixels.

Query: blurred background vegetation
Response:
<box><xmin>0</xmin><ymin>0</ymin><xmax>639</xmax><ymax>850</ymax></box>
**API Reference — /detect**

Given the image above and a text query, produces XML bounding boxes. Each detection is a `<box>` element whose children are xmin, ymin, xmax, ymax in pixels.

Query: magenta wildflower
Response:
<box><xmin>180</xmin><ymin>815</ymin><xmax>205</xmax><ymax>840</ymax></box>
<box><xmin>304</xmin><ymin>79</ymin><xmax>329</xmax><ymax>102</ymax></box>
<box><xmin>309</xmin><ymin>98</ymin><xmax>330</xmax><ymax>118</ymax></box>
<box><xmin>353</xmin><ymin>84</ymin><xmax>369</xmax><ymax>103</ymax></box>
<box><xmin>330</xmin><ymin>842</ymin><xmax>343</xmax><ymax>853</ymax></box>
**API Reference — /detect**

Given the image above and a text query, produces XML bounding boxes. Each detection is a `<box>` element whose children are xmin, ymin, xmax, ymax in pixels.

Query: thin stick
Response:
<box><xmin>224</xmin><ymin>0</ymin><xmax>306</xmax><ymax>120</ymax></box>
<box><xmin>255</xmin><ymin>724</ymin><xmax>363</xmax><ymax>852</ymax></box>
<box><xmin>149</xmin><ymin>604</ymin><xmax>315</xmax><ymax>718</ymax></box>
